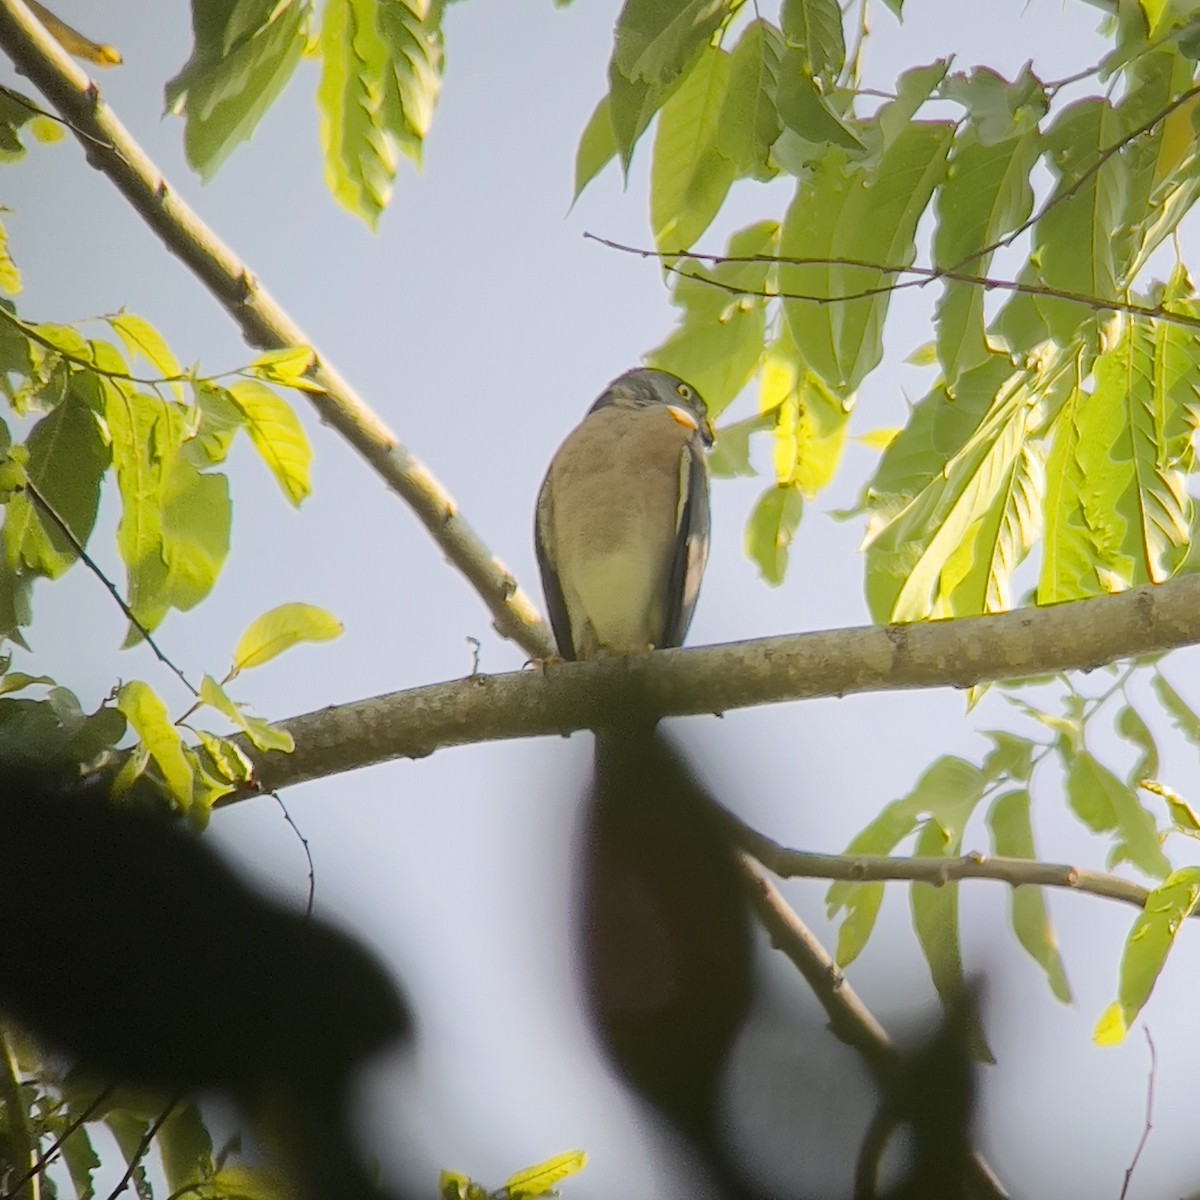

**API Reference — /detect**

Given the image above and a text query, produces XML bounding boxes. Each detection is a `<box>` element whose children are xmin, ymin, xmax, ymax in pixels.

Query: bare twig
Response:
<box><xmin>217</xmin><ymin>574</ymin><xmax>1200</xmax><ymax>797</ymax></box>
<box><xmin>585</xmin><ymin>234</ymin><xmax>1200</xmax><ymax>334</ymax></box>
<box><xmin>24</xmin><ymin>481</ymin><xmax>197</xmax><ymax>697</ymax></box>
<box><xmin>0</xmin><ymin>0</ymin><xmax>553</xmax><ymax>660</ymax></box>
<box><xmin>0</xmin><ymin>1083</ymin><xmax>116</xmax><ymax>1200</ymax></box>
<box><xmin>724</xmin><ymin>807</ymin><xmax>1167</xmax><ymax>919</ymax></box>
<box><xmin>1119</xmin><ymin>1028</ymin><xmax>1157</xmax><ymax>1200</ymax></box>
<box><xmin>104</xmin><ymin>1095</ymin><xmax>179</xmax><ymax>1200</ymax></box>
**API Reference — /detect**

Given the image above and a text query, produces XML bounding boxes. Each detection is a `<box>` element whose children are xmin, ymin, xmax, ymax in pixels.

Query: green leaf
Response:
<box><xmin>940</xmin><ymin>65</ymin><xmax>1048</xmax><ymax>145</ymax></box>
<box><xmin>106</xmin><ymin>388</ymin><xmax>177</xmax><ymax>631</ymax></box>
<box><xmin>316</xmin><ymin>0</ymin><xmax>443</xmax><ymax>227</ymax></box>
<box><xmin>745</xmin><ymin>484</ymin><xmax>803</xmax><ymax>585</ymax></box>
<box><xmin>108</xmin><ymin>311</ymin><xmax>184</xmax><ymax>388</ymax></box>
<box><xmin>933</xmin><ymin>126</ymin><xmax>1041</xmax><ymax>384</ymax></box>
<box><xmin>159</xmin><ymin>454</ymin><xmax>232</xmax><ymax>614</ymax></box>
<box><xmin>779</xmin><ymin>121</ymin><xmax>952</xmax><ymax>396</ymax></box>
<box><xmin>158</xmin><ymin>1101</ymin><xmax>213</xmax><ymax>1194</ymax></box>
<box><xmin>573</xmin><ymin>94</ymin><xmax>617</xmax><ymax>200</ymax></box>
<box><xmin>228</xmin><ymin>379</ymin><xmax>312</xmax><ymax>505</ymax></box>
<box><xmin>987</xmin><ymin>789</ymin><xmax>1072</xmax><ymax>1002</ymax></box>
<box><xmin>1066</xmin><ymin>750</ymin><xmax>1170</xmax><ymax>879</ymax></box>
<box><xmin>1000</xmin><ymin>97</ymin><xmax>1124</xmax><ymax>348</ymax></box>
<box><xmin>1046</xmin><ymin>317</ymin><xmax>1194</xmax><ymax>599</ymax></box>
<box><xmin>200</xmin><ymin>675</ymin><xmax>295</xmax><ymax>752</ymax></box>
<box><xmin>875</xmin><ymin>60</ymin><xmax>948</xmax><ymax>151</ymax></box>
<box><xmin>117</xmin><ymin>680</ymin><xmax>194</xmax><ymax>807</ymax></box>
<box><xmin>830</xmin><ymin>881</ymin><xmax>883</xmax><ymax>965</ymax></box>
<box><xmin>981</xmin><ymin>730</ymin><xmax>1036</xmax><ymax>784</ymax></box>
<box><xmin>232</xmin><ymin>602</ymin><xmax>343</xmax><ymax>671</ymax></box>
<box><xmin>716</xmin><ymin>19</ymin><xmax>783</xmax><ymax>180</ymax></box>
<box><xmin>59</xmin><ymin>1119</ymin><xmax>101</xmax><ymax>1200</ymax></box>
<box><xmin>0</xmin><ymin>218</ymin><xmax>21</xmax><ymax>296</ymax></box>
<box><xmin>775</xmin><ymin>54</ymin><xmax>862</xmax><ymax>152</ymax></box>
<box><xmin>247</xmin><ymin>344</ymin><xmax>316</xmax><ymax>387</ymax></box>
<box><xmin>780</xmin><ymin>0</ymin><xmax>844</xmax><ymax>82</ymax></box>
<box><xmin>1117</xmin><ymin>702</ymin><xmax>1159</xmax><ymax>785</ymax></box>
<box><xmin>105</xmin><ymin>1110</ymin><xmax>154</xmax><ymax>1200</ymax></box>
<box><xmin>187</xmin><ymin>381</ymin><xmax>245</xmax><ymax>466</ymax></box>
<box><xmin>1152</xmin><ymin>670</ymin><xmax>1200</xmax><ymax>748</ymax></box>
<box><xmin>1094</xmin><ymin>866</ymin><xmax>1200</xmax><ymax>1045</ymax></box>
<box><xmin>606</xmin><ymin>64</ymin><xmax>671</xmax><ymax>172</ymax></box>
<box><xmin>864</xmin><ymin>368</ymin><xmax>1043</xmax><ymax>622</ymax></box>
<box><xmin>2</xmin><ymin>396</ymin><xmax>108</xmax><ymax>580</ymax></box>
<box><xmin>612</xmin><ymin>0</ymin><xmax>731</xmax><ymax>86</ymax></box>
<box><xmin>166</xmin><ymin>0</ymin><xmax>308</xmax><ymax>180</ymax></box>
<box><xmin>195</xmin><ymin>727</ymin><xmax>256</xmax><ymax>786</ymax></box>
<box><xmin>505</xmin><ymin>1150</ymin><xmax>588</xmax><ymax>1198</ymax></box>
<box><xmin>650</xmin><ymin>45</ymin><xmax>734</xmax><ymax>252</ymax></box>
<box><xmin>1038</xmin><ymin>385</ymin><xmax>1094</xmax><ymax>604</ymax></box>
<box><xmin>708</xmin><ymin>412</ymin><xmax>770</xmax><ymax>478</ymax></box>
<box><xmin>910</xmin><ymin>818</ymin><xmax>994</xmax><ymax>1062</ymax></box>
<box><xmin>760</xmin><ymin>330</ymin><xmax>850</xmax><ymax>496</ymax></box>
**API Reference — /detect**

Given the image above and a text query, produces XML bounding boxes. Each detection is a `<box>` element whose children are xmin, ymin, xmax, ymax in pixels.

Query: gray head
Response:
<box><xmin>588</xmin><ymin>368</ymin><xmax>713</xmax><ymax>446</ymax></box>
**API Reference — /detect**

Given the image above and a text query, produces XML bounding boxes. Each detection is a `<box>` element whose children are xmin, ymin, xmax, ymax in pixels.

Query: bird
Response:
<box><xmin>534</xmin><ymin>366</ymin><xmax>713</xmax><ymax>661</ymax></box>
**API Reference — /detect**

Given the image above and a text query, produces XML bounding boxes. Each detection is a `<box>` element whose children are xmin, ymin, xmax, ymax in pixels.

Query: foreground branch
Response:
<box><xmin>226</xmin><ymin>574</ymin><xmax>1200</xmax><ymax>796</ymax></box>
<box><xmin>739</xmin><ymin>861</ymin><xmax>1008</xmax><ymax>1200</ymax></box>
<box><xmin>0</xmin><ymin>0</ymin><xmax>553</xmax><ymax>660</ymax></box>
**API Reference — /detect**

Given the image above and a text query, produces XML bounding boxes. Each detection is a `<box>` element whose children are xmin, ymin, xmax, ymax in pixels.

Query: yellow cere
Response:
<box><xmin>666</xmin><ymin>405</ymin><xmax>699</xmax><ymax>431</ymax></box>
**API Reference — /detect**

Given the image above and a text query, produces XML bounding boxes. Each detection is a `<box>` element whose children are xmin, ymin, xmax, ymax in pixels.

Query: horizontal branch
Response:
<box><xmin>226</xmin><ymin>574</ymin><xmax>1200</xmax><ymax>797</ymax></box>
<box><xmin>732</xmin><ymin>815</ymin><xmax>1160</xmax><ymax>917</ymax></box>
<box><xmin>0</xmin><ymin>0</ymin><xmax>553</xmax><ymax>660</ymax></box>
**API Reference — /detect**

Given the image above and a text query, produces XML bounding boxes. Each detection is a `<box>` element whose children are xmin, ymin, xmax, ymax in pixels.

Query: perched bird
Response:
<box><xmin>535</xmin><ymin>369</ymin><xmax>755</xmax><ymax>1192</ymax></box>
<box><xmin>534</xmin><ymin>366</ymin><xmax>713</xmax><ymax>660</ymax></box>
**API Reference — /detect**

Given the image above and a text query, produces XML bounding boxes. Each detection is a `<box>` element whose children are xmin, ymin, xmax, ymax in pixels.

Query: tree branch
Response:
<box><xmin>0</xmin><ymin>0</ymin><xmax>553</xmax><ymax>660</ymax></box>
<box><xmin>728</xmin><ymin>810</ymin><xmax>1166</xmax><ymax>919</ymax></box>
<box><xmin>224</xmin><ymin>574</ymin><xmax>1200</xmax><ymax>796</ymax></box>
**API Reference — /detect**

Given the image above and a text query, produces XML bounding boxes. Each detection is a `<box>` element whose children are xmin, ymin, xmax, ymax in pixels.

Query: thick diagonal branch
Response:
<box><xmin>0</xmin><ymin>0</ymin><xmax>553</xmax><ymax>659</ymax></box>
<box><xmin>226</xmin><ymin>574</ymin><xmax>1200</xmax><ymax>796</ymax></box>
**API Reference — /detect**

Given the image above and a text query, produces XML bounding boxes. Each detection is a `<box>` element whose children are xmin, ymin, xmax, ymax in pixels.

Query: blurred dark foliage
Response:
<box><xmin>0</xmin><ymin>759</ymin><xmax>412</xmax><ymax>1200</ymax></box>
<box><xmin>580</xmin><ymin>723</ymin><xmax>991</xmax><ymax>1200</ymax></box>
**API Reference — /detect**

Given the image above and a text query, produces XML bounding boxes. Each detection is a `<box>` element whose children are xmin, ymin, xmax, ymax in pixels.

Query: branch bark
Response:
<box><xmin>227</xmin><ymin>573</ymin><xmax>1200</xmax><ymax>796</ymax></box>
<box><xmin>0</xmin><ymin>0</ymin><xmax>554</xmax><ymax>660</ymax></box>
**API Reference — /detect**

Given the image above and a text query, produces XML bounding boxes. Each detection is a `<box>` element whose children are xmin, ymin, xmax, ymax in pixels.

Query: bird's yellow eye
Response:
<box><xmin>676</xmin><ymin>382</ymin><xmax>692</xmax><ymax>400</ymax></box>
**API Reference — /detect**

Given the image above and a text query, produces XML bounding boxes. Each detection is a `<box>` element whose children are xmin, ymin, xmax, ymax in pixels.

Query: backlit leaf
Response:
<box><xmin>987</xmin><ymin>789</ymin><xmax>1072</xmax><ymax>1002</ymax></box>
<box><xmin>233</xmin><ymin>602</ymin><xmax>343</xmax><ymax>672</ymax></box>
<box><xmin>117</xmin><ymin>680</ymin><xmax>194</xmax><ymax>807</ymax></box>
<box><xmin>228</xmin><ymin>379</ymin><xmax>312</xmax><ymax>505</ymax></box>
<box><xmin>1093</xmin><ymin>867</ymin><xmax>1200</xmax><ymax>1045</ymax></box>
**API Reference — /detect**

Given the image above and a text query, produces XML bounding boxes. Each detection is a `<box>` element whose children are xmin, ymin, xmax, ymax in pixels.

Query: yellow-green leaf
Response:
<box><xmin>228</xmin><ymin>379</ymin><xmax>312</xmax><ymax>505</ymax></box>
<box><xmin>1093</xmin><ymin>867</ymin><xmax>1200</xmax><ymax>1045</ymax></box>
<box><xmin>117</xmin><ymin>680</ymin><xmax>194</xmax><ymax>807</ymax></box>
<box><xmin>505</xmin><ymin>1150</ymin><xmax>588</xmax><ymax>1198</ymax></box>
<box><xmin>232</xmin><ymin>602</ymin><xmax>342</xmax><ymax>672</ymax></box>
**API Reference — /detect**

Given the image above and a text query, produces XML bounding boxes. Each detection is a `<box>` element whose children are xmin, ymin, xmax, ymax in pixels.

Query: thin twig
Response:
<box><xmin>1119</xmin><ymin>1028</ymin><xmax>1157</xmax><ymax>1200</ymax></box>
<box><xmin>104</xmin><ymin>1095</ymin><xmax>179</xmax><ymax>1200</ymax></box>
<box><xmin>0</xmin><ymin>1083</ymin><xmax>116</xmax><ymax>1200</ymax></box>
<box><xmin>23</xmin><ymin>481</ymin><xmax>197</xmax><ymax>697</ymax></box>
<box><xmin>723</xmin><ymin>807</ymin><xmax>1165</xmax><ymax>919</ymax></box>
<box><xmin>953</xmin><ymin>82</ymin><xmax>1200</xmax><ymax>275</ymax></box>
<box><xmin>0</xmin><ymin>0</ymin><xmax>552</xmax><ymax>660</ymax></box>
<box><xmin>585</xmin><ymin>234</ymin><xmax>1200</xmax><ymax>333</ymax></box>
